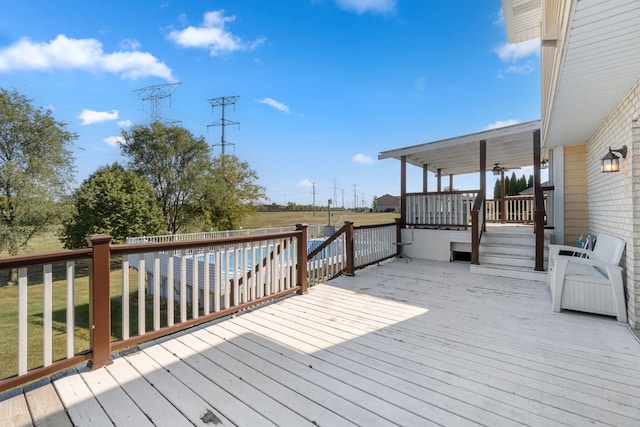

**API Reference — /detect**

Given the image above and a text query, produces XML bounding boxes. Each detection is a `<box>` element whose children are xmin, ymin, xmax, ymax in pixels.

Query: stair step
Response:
<box><xmin>479</xmin><ymin>253</ymin><xmax>535</xmax><ymax>268</ymax></box>
<box><xmin>470</xmin><ymin>264</ymin><xmax>548</xmax><ymax>282</ymax></box>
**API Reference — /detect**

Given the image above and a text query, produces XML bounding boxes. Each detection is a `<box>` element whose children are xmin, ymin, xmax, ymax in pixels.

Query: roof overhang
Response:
<box><xmin>378</xmin><ymin>120</ymin><xmax>541</xmax><ymax>176</ymax></box>
<box><xmin>543</xmin><ymin>0</ymin><xmax>640</xmax><ymax>147</ymax></box>
<box><xmin>502</xmin><ymin>0</ymin><xmax>541</xmax><ymax>44</ymax></box>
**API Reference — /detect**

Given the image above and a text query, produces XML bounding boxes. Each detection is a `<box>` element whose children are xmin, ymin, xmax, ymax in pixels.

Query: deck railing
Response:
<box><xmin>0</xmin><ymin>222</ymin><xmax>398</xmax><ymax>393</ymax></box>
<box><xmin>307</xmin><ymin>221</ymin><xmax>397</xmax><ymax>285</ymax></box>
<box><xmin>485</xmin><ymin>195</ymin><xmax>547</xmax><ymax>223</ymax></box>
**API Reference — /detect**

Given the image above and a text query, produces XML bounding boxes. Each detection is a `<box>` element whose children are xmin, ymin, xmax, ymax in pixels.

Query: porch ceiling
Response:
<box><xmin>378</xmin><ymin>120</ymin><xmax>541</xmax><ymax>176</ymax></box>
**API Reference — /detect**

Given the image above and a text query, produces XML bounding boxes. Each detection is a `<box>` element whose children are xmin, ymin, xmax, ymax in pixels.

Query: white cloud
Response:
<box><xmin>167</xmin><ymin>10</ymin><xmax>265</xmax><ymax>56</ymax></box>
<box><xmin>298</xmin><ymin>179</ymin><xmax>314</xmax><ymax>188</ymax></box>
<box><xmin>257</xmin><ymin>97</ymin><xmax>290</xmax><ymax>114</ymax></box>
<box><xmin>335</xmin><ymin>0</ymin><xmax>396</xmax><ymax>14</ymax></box>
<box><xmin>353</xmin><ymin>153</ymin><xmax>375</xmax><ymax>164</ymax></box>
<box><xmin>78</xmin><ymin>109</ymin><xmax>119</xmax><ymax>125</ymax></box>
<box><xmin>118</xmin><ymin>38</ymin><xmax>141</xmax><ymax>51</ymax></box>
<box><xmin>494</xmin><ymin>38</ymin><xmax>540</xmax><ymax>62</ymax></box>
<box><xmin>484</xmin><ymin>119</ymin><xmax>519</xmax><ymax>130</ymax></box>
<box><xmin>117</xmin><ymin>119</ymin><xmax>132</xmax><ymax>128</ymax></box>
<box><xmin>104</xmin><ymin>135</ymin><xmax>124</xmax><ymax>147</ymax></box>
<box><xmin>0</xmin><ymin>35</ymin><xmax>174</xmax><ymax>80</ymax></box>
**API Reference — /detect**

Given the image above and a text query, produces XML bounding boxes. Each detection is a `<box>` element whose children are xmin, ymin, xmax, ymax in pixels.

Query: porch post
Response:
<box><xmin>437</xmin><ymin>168</ymin><xmax>442</xmax><ymax>192</ymax></box>
<box><xmin>480</xmin><ymin>139</ymin><xmax>487</xmax><ymax>231</ymax></box>
<box><xmin>295</xmin><ymin>224</ymin><xmax>308</xmax><ymax>294</ymax></box>
<box><xmin>87</xmin><ymin>234</ymin><xmax>113</xmax><ymax>369</ymax></box>
<box><xmin>500</xmin><ymin>169</ymin><xmax>506</xmax><ymax>224</ymax></box>
<box><xmin>422</xmin><ymin>164</ymin><xmax>428</xmax><ymax>193</ymax></box>
<box><xmin>400</xmin><ymin>155</ymin><xmax>407</xmax><ymax>228</ymax></box>
<box><xmin>449</xmin><ymin>174</ymin><xmax>453</xmax><ymax>191</ymax></box>
<box><xmin>533</xmin><ymin>129</ymin><xmax>545</xmax><ymax>271</ymax></box>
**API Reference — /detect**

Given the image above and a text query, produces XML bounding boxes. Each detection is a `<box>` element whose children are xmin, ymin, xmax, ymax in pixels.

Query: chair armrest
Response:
<box><xmin>548</xmin><ymin>244</ymin><xmax>592</xmax><ymax>259</ymax></box>
<box><xmin>555</xmin><ymin>254</ymin><xmax>621</xmax><ymax>270</ymax></box>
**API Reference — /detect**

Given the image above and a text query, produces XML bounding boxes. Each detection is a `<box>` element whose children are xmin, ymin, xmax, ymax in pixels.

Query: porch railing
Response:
<box><xmin>471</xmin><ymin>189</ymin><xmax>486</xmax><ymax>265</ymax></box>
<box><xmin>406</xmin><ymin>191</ymin><xmax>478</xmax><ymax>227</ymax></box>
<box><xmin>0</xmin><ymin>221</ymin><xmax>398</xmax><ymax>393</ymax></box>
<box><xmin>406</xmin><ymin>192</ymin><xmax>545</xmax><ymax>227</ymax></box>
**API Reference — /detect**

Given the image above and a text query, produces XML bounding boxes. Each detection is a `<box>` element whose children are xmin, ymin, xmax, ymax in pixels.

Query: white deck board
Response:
<box><xmin>4</xmin><ymin>259</ymin><xmax>640</xmax><ymax>426</ymax></box>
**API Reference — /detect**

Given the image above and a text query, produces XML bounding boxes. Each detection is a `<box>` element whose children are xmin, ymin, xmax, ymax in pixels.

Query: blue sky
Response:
<box><xmin>0</xmin><ymin>0</ymin><xmax>540</xmax><ymax>208</ymax></box>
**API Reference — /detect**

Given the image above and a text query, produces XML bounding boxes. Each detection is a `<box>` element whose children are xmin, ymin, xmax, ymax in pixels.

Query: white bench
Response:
<box><xmin>548</xmin><ymin>233</ymin><xmax>626</xmax><ymax>322</ymax></box>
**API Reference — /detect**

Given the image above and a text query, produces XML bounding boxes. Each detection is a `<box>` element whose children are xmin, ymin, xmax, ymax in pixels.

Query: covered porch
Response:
<box><xmin>4</xmin><ymin>259</ymin><xmax>640</xmax><ymax>426</ymax></box>
<box><xmin>378</xmin><ymin>120</ymin><xmax>552</xmax><ymax>272</ymax></box>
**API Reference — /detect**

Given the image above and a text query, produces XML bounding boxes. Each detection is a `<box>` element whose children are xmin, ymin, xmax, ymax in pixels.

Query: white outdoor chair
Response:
<box><xmin>548</xmin><ymin>233</ymin><xmax>626</xmax><ymax>322</ymax></box>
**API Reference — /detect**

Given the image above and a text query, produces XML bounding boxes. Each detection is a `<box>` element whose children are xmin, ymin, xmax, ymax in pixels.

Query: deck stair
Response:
<box><xmin>470</xmin><ymin>225</ymin><xmax>550</xmax><ymax>282</ymax></box>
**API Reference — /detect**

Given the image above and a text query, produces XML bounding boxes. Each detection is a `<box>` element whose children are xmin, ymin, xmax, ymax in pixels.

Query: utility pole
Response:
<box><xmin>312</xmin><ymin>182</ymin><xmax>317</xmax><ymax>214</ymax></box>
<box><xmin>341</xmin><ymin>189</ymin><xmax>345</xmax><ymax>208</ymax></box>
<box><xmin>208</xmin><ymin>96</ymin><xmax>240</xmax><ymax>154</ymax></box>
<box><xmin>353</xmin><ymin>184</ymin><xmax>358</xmax><ymax>210</ymax></box>
<box><xmin>133</xmin><ymin>83</ymin><xmax>181</xmax><ymax>125</ymax></box>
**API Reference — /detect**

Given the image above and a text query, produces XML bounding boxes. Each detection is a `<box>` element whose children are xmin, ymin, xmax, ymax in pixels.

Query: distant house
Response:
<box><xmin>376</xmin><ymin>194</ymin><xmax>400</xmax><ymax>212</ymax></box>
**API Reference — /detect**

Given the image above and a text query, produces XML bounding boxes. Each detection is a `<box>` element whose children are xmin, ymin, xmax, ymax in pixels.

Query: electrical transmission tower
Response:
<box><xmin>133</xmin><ymin>83</ymin><xmax>181</xmax><ymax>125</ymax></box>
<box><xmin>208</xmin><ymin>96</ymin><xmax>240</xmax><ymax>154</ymax></box>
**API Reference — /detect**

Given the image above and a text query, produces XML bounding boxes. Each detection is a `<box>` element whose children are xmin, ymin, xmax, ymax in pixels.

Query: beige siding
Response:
<box><xmin>586</xmin><ymin>80</ymin><xmax>640</xmax><ymax>329</ymax></box>
<box><xmin>563</xmin><ymin>145</ymin><xmax>588</xmax><ymax>244</ymax></box>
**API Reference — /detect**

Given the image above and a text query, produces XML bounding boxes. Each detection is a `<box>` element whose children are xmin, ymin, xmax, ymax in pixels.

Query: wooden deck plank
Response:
<box><xmin>216</xmin><ymin>317</ymin><xmax>474</xmax><ymax>426</ymax></box>
<box><xmin>191</xmin><ymin>324</ymin><xmax>402</xmax><ymax>427</ymax></box>
<box><xmin>162</xmin><ymin>332</ymin><xmax>331</xmax><ymax>427</ymax></box>
<box><xmin>79</xmin><ymin>365</ymin><xmax>154</xmax><ymax>427</ymax></box>
<box><xmin>271</xmin><ymin>289</ymin><xmax>640</xmax><ymax>425</ymax></box>
<box><xmin>122</xmin><ymin>348</ymin><xmax>235</xmax><ymax>426</ymax></box>
<box><xmin>53</xmin><ymin>370</ymin><xmax>113</xmax><ymax>427</ymax></box>
<box><xmin>24</xmin><ymin>383</ymin><xmax>72</xmax><ymax>427</ymax></box>
<box><xmin>104</xmin><ymin>357</ymin><xmax>192</xmax><ymax>427</ymax></box>
<box><xmin>282</xmin><ymin>292</ymin><xmax>640</xmax><ymax>421</ymax></box>
<box><xmin>145</xmin><ymin>340</ymin><xmax>273</xmax><ymax>425</ymax></box>
<box><xmin>244</xmin><ymin>302</ymin><xmax>569</xmax><ymax>427</ymax></box>
<box><xmin>0</xmin><ymin>393</ymin><xmax>33</xmax><ymax>427</ymax></box>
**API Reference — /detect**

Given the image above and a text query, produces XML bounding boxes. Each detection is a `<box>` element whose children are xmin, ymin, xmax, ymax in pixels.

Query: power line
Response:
<box><xmin>207</xmin><ymin>96</ymin><xmax>240</xmax><ymax>154</ymax></box>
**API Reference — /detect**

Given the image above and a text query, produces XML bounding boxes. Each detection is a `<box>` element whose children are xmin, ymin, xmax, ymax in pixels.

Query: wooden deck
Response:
<box><xmin>3</xmin><ymin>259</ymin><xmax>640</xmax><ymax>426</ymax></box>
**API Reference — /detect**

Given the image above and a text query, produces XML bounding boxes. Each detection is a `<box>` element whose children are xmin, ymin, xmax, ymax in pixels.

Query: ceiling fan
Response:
<box><xmin>492</xmin><ymin>163</ymin><xmax>520</xmax><ymax>176</ymax></box>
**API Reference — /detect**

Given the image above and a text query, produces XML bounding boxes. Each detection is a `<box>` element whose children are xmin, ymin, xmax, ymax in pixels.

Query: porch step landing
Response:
<box><xmin>469</xmin><ymin>226</ymin><xmax>549</xmax><ymax>283</ymax></box>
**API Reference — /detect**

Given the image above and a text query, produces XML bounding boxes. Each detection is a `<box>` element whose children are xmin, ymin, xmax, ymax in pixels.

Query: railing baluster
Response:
<box><xmin>203</xmin><ymin>249</ymin><xmax>210</xmax><ymax>315</ymax></box>
<box><xmin>167</xmin><ymin>254</ymin><xmax>174</xmax><ymax>326</ymax></box>
<box><xmin>180</xmin><ymin>251</ymin><xmax>187</xmax><ymax>322</ymax></box>
<box><xmin>153</xmin><ymin>252</ymin><xmax>160</xmax><ymax>330</ymax></box>
<box><xmin>66</xmin><ymin>261</ymin><xmax>75</xmax><ymax>359</ymax></box>
<box><xmin>214</xmin><ymin>249</ymin><xmax>221</xmax><ymax>312</ymax></box>
<box><xmin>43</xmin><ymin>264</ymin><xmax>52</xmax><ymax>367</ymax></box>
<box><xmin>138</xmin><ymin>255</ymin><xmax>146</xmax><ymax>335</ymax></box>
<box><xmin>18</xmin><ymin>267</ymin><xmax>28</xmax><ymax>376</ymax></box>
<box><xmin>192</xmin><ymin>250</ymin><xmax>199</xmax><ymax>319</ymax></box>
<box><xmin>122</xmin><ymin>255</ymin><xmax>130</xmax><ymax>340</ymax></box>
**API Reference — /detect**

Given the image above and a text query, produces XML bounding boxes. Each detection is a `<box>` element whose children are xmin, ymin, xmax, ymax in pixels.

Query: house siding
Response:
<box><xmin>563</xmin><ymin>144</ymin><xmax>588</xmax><ymax>245</ymax></box>
<box><xmin>586</xmin><ymin>79</ymin><xmax>640</xmax><ymax>329</ymax></box>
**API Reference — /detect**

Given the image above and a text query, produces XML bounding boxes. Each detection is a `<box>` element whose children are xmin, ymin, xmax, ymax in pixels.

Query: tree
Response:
<box><xmin>120</xmin><ymin>122</ymin><xmax>211</xmax><ymax>234</ymax></box>
<box><xmin>508</xmin><ymin>172</ymin><xmax>518</xmax><ymax>196</ymax></box>
<box><xmin>493</xmin><ymin>179</ymin><xmax>501</xmax><ymax>199</ymax></box>
<box><xmin>62</xmin><ymin>164</ymin><xmax>164</xmax><ymax>248</ymax></box>
<box><xmin>0</xmin><ymin>87</ymin><xmax>76</xmax><ymax>256</ymax></box>
<box><xmin>196</xmin><ymin>154</ymin><xmax>265</xmax><ymax>231</ymax></box>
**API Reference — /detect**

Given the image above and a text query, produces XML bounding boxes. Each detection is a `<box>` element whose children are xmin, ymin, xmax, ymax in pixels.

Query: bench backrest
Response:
<box><xmin>591</xmin><ymin>233</ymin><xmax>625</xmax><ymax>265</ymax></box>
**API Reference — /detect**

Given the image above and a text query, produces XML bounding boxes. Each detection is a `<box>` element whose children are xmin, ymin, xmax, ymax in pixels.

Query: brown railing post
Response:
<box><xmin>87</xmin><ymin>234</ymin><xmax>113</xmax><ymax>369</ymax></box>
<box><xmin>345</xmin><ymin>221</ymin><xmax>355</xmax><ymax>276</ymax></box>
<box><xmin>295</xmin><ymin>224</ymin><xmax>309</xmax><ymax>294</ymax></box>
<box><xmin>471</xmin><ymin>210</ymin><xmax>479</xmax><ymax>265</ymax></box>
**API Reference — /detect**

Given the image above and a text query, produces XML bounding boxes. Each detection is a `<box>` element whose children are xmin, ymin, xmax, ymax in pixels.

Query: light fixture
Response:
<box><xmin>540</xmin><ymin>159</ymin><xmax>548</xmax><ymax>170</ymax></box>
<box><xmin>601</xmin><ymin>145</ymin><xmax>627</xmax><ymax>173</ymax></box>
<box><xmin>492</xmin><ymin>163</ymin><xmax>502</xmax><ymax>176</ymax></box>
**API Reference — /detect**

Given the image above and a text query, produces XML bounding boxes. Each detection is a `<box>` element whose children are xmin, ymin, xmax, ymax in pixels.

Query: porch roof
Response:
<box><xmin>378</xmin><ymin>120</ymin><xmax>541</xmax><ymax>176</ymax></box>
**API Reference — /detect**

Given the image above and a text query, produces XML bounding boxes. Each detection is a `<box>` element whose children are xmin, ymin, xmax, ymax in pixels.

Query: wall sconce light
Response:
<box><xmin>540</xmin><ymin>159</ymin><xmax>548</xmax><ymax>170</ymax></box>
<box><xmin>601</xmin><ymin>145</ymin><xmax>627</xmax><ymax>173</ymax></box>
